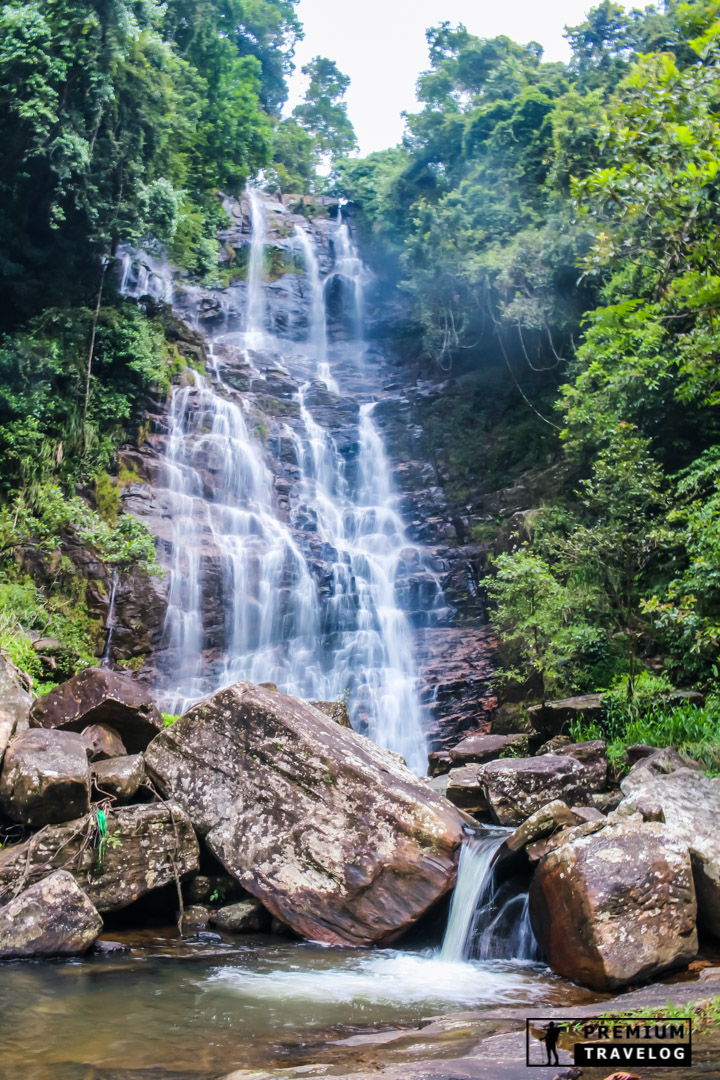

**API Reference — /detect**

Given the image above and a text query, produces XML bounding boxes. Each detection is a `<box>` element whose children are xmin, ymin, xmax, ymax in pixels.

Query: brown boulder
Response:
<box><xmin>0</xmin><ymin>870</ymin><xmax>102</xmax><ymax>959</ymax></box>
<box><xmin>93</xmin><ymin>754</ymin><xmax>146</xmax><ymax>802</ymax></box>
<box><xmin>555</xmin><ymin>740</ymin><xmax>608</xmax><ymax>791</ymax></box>
<box><xmin>0</xmin><ymin>729</ymin><xmax>91</xmax><ymax>826</ymax></box>
<box><xmin>82</xmin><ymin>723</ymin><xmax>127</xmax><ymax>760</ymax></box>
<box><xmin>526</xmin><ymin>818</ymin><xmax>607</xmax><ymax>862</ymax></box>
<box><xmin>530</xmin><ymin>821</ymin><xmax>698</xmax><ymax>990</ymax></box>
<box><xmin>0</xmin><ymin>655</ymin><xmax>32</xmax><ymax>768</ymax></box>
<box><xmin>619</xmin><ymin>766</ymin><xmax>720</xmax><ymax>935</ymax></box>
<box><xmin>0</xmin><ymin>802</ymin><xmax>199</xmax><ymax>912</ymax></box>
<box><xmin>445</xmin><ymin>765</ymin><xmax>491</xmax><ymax>815</ymax></box>
<box><xmin>480</xmin><ymin>755</ymin><xmax>592</xmax><ymax>826</ymax></box>
<box><xmin>211</xmin><ymin>899</ymin><xmax>270</xmax><ymax>933</ymax></box>
<box><xmin>447</xmin><ymin>733</ymin><xmax>526</xmax><ymax>766</ymax></box>
<box><xmin>29</xmin><ymin>668</ymin><xmax>163</xmax><ymax>753</ymax></box>
<box><xmin>145</xmin><ymin>681</ymin><xmax>465</xmax><ymax>947</ymax></box>
<box><xmin>505</xmin><ymin>800</ymin><xmax>582</xmax><ymax>853</ymax></box>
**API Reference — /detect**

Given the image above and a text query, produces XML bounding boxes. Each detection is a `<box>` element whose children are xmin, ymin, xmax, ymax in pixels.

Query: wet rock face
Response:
<box><xmin>0</xmin><ymin>803</ymin><xmax>198</xmax><ymax>912</ymax></box>
<box><xmin>530</xmin><ymin>821</ymin><xmax>698</xmax><ymax>991</ymax></box>
<box><xmin>145</xmin><ymin>681</ymin><xmax>466</xmax><ymax>947</ymax></box>
<box><xmin>0</xmin><ymin>729</ymin><xmax>91</xmax><ymax>827</ymax></box>
<box><xmin>619</xmin><ymin>764</ymin><xmax>720</xmax><ymax>936</ymax></box>
<box><xmin>414</xmin><ymin>627</ymin><xmax>497</xmax><ymax>752</ymax></box>
<box><xmin>479</xmin><ymin>755</ymin><xmax>592</xmax><ymax>826</ymax></box>
<box><xmin>0</xmin><ymin>870</ymin><xmax>102</xmax><ymax>960</ymax></box>
<box><xmin>29</xmin><ymin>668</ymin><xmax>163</xmax><ymax>753</ymax></box>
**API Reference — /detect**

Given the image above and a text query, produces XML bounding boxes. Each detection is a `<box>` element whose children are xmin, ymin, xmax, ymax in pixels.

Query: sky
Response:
<box><xmin>285</xmin><ymin>0</ymin><xmax>655</xmax><ymax>155</ymax></box>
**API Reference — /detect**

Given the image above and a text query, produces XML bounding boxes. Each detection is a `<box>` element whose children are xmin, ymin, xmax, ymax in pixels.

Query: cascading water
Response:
<box><xmin>332</xmin><ymin>204</ymin><xmax>366</xmax><ymax>332</ymax></box>
<box><xmin>136</xmin><ymin>192</ymin><xmax>443</xmax><ymax>772</ymax></box>
<box><xmin>441</xmin><ymin>829</ymin><xmax>539</xmax><ymax>964</ymax></box>
<box><xmin>245</xmin><ymin>188</ymin><xmax>268</xmax><ymax>344</ymax></box>
<box><xmin>294</xmin><ymin>225</ymin><xmax>337</xmax><ymax>392</ymax></box>
<box><xmin>101</xmin><ymin>567</ymin><xmax>119</xmax><ymax>668</ymax></box>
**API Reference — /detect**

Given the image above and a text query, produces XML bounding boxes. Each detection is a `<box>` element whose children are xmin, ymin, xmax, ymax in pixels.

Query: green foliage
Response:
<box><xmin>162</xmin><ymin>713</ymin><xmax>179</xmax><ymax>728</ymax></box>
<box><xmin>0</xmin><ymin>484</ymin><xmax>160</xmax><ymax>573</ymax></box>
<box><xmin>486</xmin><ymin>549</ymin><xmax>601</xmax><ymax>703</ymax></box>
<box><xmin>571</xmin><ymin>676</ymin><xmax>720</xmax><ymax>776</ymax></box>
<box><xmin>292</xmin><ymin>55</ymin><xmax>357</xmax><ymax>167</ymax></box>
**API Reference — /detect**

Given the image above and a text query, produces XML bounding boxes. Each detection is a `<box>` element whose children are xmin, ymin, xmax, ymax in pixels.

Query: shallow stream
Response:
<box><xmin>0</xmin><ymin>931</ymin><xmax>595</xmax><ymax>1079</ymax></box>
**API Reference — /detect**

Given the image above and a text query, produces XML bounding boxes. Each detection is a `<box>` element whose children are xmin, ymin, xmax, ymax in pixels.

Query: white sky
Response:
<box><xmin>286</xmin><ymin>0</ymin><xmax>655</xmax><ymax>155</ymax></box>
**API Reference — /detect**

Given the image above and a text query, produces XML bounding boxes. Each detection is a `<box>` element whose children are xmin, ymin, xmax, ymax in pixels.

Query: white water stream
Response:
<box><xmin>442</xmin><ymin>829</ymin><xmax>539</xmax><ymax>963</ymax></box>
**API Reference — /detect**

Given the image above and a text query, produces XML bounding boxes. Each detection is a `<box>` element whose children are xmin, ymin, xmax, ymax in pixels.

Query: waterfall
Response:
<box><xmin>442</xmin><ymin>830</ymin><xmax>539</xmax><ymax>964</ymax></box>
<box><xmin>139</xmin><ymin>192</ymin><xmax>443</xmax><ymax>772</ymax></box>
<box><xmin>101</xmin><ymin>567</ymin><xmax>119</xmax><ymax>668</ymax></box>
<box><xmin>333</xmin><ymin>206</ymin><xmax>365</xmax><ymax>331</ymax></box>
<box><xmin>246</xmin><ymin>189</ymin><xmax>267</xmax><ymax>342</ymax></box>
<box><xmin>294</xmin><ymin>226</ymin><xmax>337</xmax><ymax>392</ymax></box>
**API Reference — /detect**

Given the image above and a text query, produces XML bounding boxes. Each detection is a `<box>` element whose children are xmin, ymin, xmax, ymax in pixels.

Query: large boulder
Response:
<box><xmin>0</xmin><ymin>802</ymin><xmax>198</xmax><ymax>912</ymax></box>
<box><xmin>0</xmin><ymin>729</ymin><xmax>91</xmax><ymax>826</ymax></box>
<box><xmin>619</xmin><ymin>765</ymin><xmax>720</xmax><ymax>936</ymax></box>
<box><xmin>145</xmin><ymin>681</ymin><xmax>466</xmax><ymax>947</ymax></box>
<box><xmin>29</xmin><ymin>668</ymin><xmax>163</xmax><ymax>753</ymax></box>
<box><xmin>479</xmin><ymin>755</ymin><xmax>592</xmax><ymax>826</ymax></box>
<box><xmin>527</xmin><ymin>694</ymin><xmax>604</xmax><ymax>737</ymax></box>
<box><xmin>530</xmin><ymin>821</ymin><xmax>698</xmax><ymax>991</ymax></box>
<box><xmin>0</xmin><ymin>870</ymin><xmax>102</xmax><ymax>959</ymax></box>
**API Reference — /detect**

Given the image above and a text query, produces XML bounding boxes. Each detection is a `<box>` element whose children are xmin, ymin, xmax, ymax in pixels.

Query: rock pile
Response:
<box><xmin>439</xmin><ymin>693</ymin><xmax>720</xmax><ymax>991</ymax></box>
<box><xmin>0</xmin><ymin>669</ymin><xmax>466</xmax><ymax>958</ymax></box>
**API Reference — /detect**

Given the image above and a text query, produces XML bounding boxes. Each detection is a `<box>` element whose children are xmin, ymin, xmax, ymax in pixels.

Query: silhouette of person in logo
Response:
<box><xmin>543</xmin><ymin>1021</ymin><xmax>561</xmax><ymax>1065</ymax></box>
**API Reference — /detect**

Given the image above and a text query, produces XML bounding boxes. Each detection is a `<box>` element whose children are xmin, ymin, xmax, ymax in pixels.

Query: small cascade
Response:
<box><xmin>101</xmin><ymin>567</ymin><xmax>119</xmax><ymax>668</ymax></box>
<box><xmin>246</xmin><ymin>189</ymin><xmax>268</xmax><ymax>343</ymax></box>
<box><xmin>332</xmin><ymin>206</ymin><xmax>366</xmax><ymax>334</ymax></box>
<box><xmin>294</xmin><ymin>225</ymin><xmax>337</xmax><ymax>391</ymax></box>
<box><xmin>115</xmin><ymin>246</ymin><xmax>174</xmax><ymax>304</ymax></box>
<box><xmin>441</xmin><ymin>830</ymin><xmax>539</xmax><ymax>964</ymax></box>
